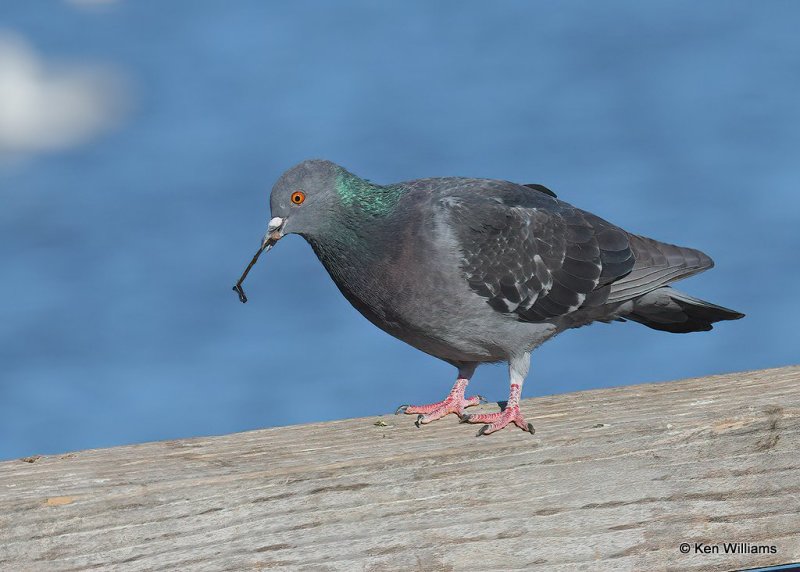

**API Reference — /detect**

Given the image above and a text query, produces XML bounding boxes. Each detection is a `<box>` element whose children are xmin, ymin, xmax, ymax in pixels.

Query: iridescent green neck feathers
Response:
<box><xmin>335</xmin><ymin>167</ymin><xmax>404</xmax><ymax>217</ymax></box>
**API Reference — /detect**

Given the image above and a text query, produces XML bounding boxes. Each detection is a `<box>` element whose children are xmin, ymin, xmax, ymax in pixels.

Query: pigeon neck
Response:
<box><xmin>334</xmin><ymin>167</ymin><xmax>404</xmax><ymax>218</ymax></box>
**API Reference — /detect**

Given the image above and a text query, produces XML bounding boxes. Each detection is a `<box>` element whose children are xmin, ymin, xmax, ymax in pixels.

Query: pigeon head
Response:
<box><xmin>266</xmin><ymin>159</ymin><xmax>341</xmax><ymax>242</ymax></box>
<box><xmin>232</xmin><ymin>159</ymin><xmax>352</xmax><ymax>303</ymax></box>
<box><xmin>233</xmin><ymin>159</ymin><xmax>407</xmax><ymax>303</ymax></box>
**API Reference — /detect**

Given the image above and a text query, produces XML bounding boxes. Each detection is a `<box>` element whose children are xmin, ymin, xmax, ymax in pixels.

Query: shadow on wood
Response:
<box><xmin>1</xmin><ymin>366</ymin><xmax>799</xmax><ymax>571</ymax></box>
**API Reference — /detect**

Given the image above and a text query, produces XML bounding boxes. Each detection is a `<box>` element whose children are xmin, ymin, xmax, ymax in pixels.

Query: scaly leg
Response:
<box><xmin>461</xmin><ymin>353</ymin><xmax>535</xmax><ymax>436</ymax></box>
<box><xmin>396</xmin><ymin>364</ymin><xmax>483</xmax><ymax>427</ymax></box>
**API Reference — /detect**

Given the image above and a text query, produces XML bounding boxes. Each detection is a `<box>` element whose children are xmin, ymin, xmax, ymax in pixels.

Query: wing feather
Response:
<box><xmin>605</xmin><ymin>235</ymin><xmax>713</xmax><ymax>303</ymax></box>
<box><xmin>438</xmin><ymin>180</ymin><xmax>712</xmax><ymax>322</ymax></box>
<box><xmin>443</xmin><ymin>185</ymin><xmax>635</xmax><ymax>322</ymax></box>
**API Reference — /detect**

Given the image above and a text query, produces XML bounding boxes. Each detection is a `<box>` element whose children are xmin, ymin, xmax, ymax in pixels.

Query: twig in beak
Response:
<box><xmin>233</xmin><ymin>217</ymin><xmax>284</xmax><ymax>303</ymax></box>
<box><xmin>232</xmin><ymin>246</ymin><xmax>265</xmax><ymax>303</ymax></box>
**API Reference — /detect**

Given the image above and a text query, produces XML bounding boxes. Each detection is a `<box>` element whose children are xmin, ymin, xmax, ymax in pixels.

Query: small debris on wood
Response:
<box><xmin>44</xmin><ymin>496</ymin><xmax>76</xmax><ymax>507</ymax></box>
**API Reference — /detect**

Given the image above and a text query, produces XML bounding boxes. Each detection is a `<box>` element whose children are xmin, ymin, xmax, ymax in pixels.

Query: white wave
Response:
<box><xmin>0</xmin><ymin>31</ymin><xmax>130</xmax><ymax>157</ymax></box>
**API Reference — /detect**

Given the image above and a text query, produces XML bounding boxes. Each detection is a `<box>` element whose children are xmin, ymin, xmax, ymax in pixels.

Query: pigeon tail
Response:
<box><xmin>627</xmin><ymin>287</ymin><xmax>745</xmax><ymax>333</ymax></box>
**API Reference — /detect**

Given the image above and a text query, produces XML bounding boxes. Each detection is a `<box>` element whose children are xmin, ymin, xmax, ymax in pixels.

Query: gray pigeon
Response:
<box><xmin>234</xmin><ymin>159</ymin><xmax>744</xmax><ymax>435</ymax></box>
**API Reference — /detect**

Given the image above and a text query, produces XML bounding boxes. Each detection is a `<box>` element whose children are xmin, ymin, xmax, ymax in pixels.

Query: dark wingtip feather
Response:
<box><xmin>522</xmin><ymin>183</ymin><xmax>557</xmax><ymax>198</ymax></box>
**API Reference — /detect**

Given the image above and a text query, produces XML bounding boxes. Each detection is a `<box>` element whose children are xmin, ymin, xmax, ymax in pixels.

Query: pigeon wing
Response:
<box><xmin>442</xmin><ymin>189</ymin><xmax>636</xmax><ymax>322</ymax></box>
<box><xmin>605</xmin><ymin>234</ymin><xmax>714</xmax><ymax>303</ymax></box>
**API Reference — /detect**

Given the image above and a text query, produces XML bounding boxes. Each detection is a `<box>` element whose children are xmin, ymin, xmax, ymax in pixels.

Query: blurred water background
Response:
<box><xmin>1</xmin><ymin>1</ymin><xmax>798</xmax><ymax>460</ymax></box>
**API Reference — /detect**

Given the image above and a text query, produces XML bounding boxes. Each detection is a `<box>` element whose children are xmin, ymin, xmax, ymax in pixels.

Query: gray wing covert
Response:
<box><xmin>444</xmin><ymin>191</ymin><xmax>636</xmax><ymax>322</ymax></box>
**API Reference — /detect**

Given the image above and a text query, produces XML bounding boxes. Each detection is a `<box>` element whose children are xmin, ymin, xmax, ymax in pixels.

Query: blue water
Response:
<box><xmin>1</xmin><ymin>1</ymin><xmax>798</xmax><ymax>460</ymax></box>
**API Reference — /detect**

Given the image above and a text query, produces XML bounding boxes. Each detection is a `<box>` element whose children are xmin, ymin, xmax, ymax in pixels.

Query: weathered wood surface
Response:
<box><xmin>1</xmin><ymin>366</ymin><xmax>799</xmax><ymax>572</ymax></box>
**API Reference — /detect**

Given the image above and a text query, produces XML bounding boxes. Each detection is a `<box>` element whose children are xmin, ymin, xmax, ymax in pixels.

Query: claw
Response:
<box><xmin>415</xmin><ymin>414</ymin><xmax>424</xmax><ymax>428</ymax></box>
<box><xmin>459</xmin><ymin>414</ymin><xmax>472</xmax><ymax>424</ymax></box>
<box><xmin>462</xmin><ymin>399</ymin><xmax>533</xmax><ymax>436</ymax></box>
<box><xmin>477</xmin><ymin>395</ymin><xmax>488</xmax><ymax>404</ymax></box>
<box><xmin>395</xmin><ymin>377</ymin><xmax>483</xmax><ymax>426</ymax></box>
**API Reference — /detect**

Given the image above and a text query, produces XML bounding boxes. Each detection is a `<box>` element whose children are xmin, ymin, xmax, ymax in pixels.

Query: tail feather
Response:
<box><xmin>627</xmin><ymin>287</ymin><xmax>744</xmax><ymax>333</ymax></box>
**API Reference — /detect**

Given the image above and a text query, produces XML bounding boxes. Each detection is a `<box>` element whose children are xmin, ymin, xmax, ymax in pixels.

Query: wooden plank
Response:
<box><xmin>1</xmin><ymin>366</ymin><xmax>798</xmax><ymax>571</ymax></box>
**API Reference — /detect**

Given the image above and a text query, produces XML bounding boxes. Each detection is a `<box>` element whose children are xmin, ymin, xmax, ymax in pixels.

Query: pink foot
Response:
<box><xmin>396</xmin><ymin>378</ymin><xmax>485</xmax><ymax>426</ymax></box>
<box><xmin>460</xmin><ymin>384</ymin><xmax>535</xmax><ymax>436</ymax></box>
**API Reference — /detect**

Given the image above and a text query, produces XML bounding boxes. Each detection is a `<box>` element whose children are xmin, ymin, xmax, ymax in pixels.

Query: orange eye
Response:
<box><xmin>291</xmin><ymin>191</ymin><xmax>305</xmax><ymax>205</ymax></box>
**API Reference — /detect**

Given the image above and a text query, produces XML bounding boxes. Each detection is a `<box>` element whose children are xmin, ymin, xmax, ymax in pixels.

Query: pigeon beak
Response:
<box><xmin>260</xmin><ymin>216</ymin><xmax>285</xmax><ymax>251</ymax></box>
<box><xmin>232</xmin><ymin>217</ymin><xmax>285</xmax><ymax>303</ymax></box>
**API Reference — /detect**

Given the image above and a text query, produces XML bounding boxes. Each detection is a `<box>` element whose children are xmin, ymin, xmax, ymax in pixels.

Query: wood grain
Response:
<box><xmin>1</xmin><ymin>366</ymin><xmax>798</xmax><ymax>571</ymax></box>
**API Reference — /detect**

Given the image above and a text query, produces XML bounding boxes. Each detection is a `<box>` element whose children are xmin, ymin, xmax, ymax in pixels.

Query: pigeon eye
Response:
<box><xmin>291</xmin><ymin>191</ymin><xmax>305</xmax><ymax>205</ymax></box>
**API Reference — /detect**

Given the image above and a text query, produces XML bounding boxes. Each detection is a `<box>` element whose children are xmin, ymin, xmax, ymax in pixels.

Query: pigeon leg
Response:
<box><xmin>396</xmin><ymin>365</ymin><xmax>483</xmax><ymax>426</ymax></box>
<box><xmin>461</xmin><ymin>353</ymin><xmax>535</xmax><ymax>436</ymax></box>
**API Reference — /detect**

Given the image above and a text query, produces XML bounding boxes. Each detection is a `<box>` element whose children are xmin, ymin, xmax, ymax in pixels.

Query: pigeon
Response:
<box><xmin>234</xmin><ymin>159</ymin><xmax>744</xmax><ymax>436</ymax></box>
